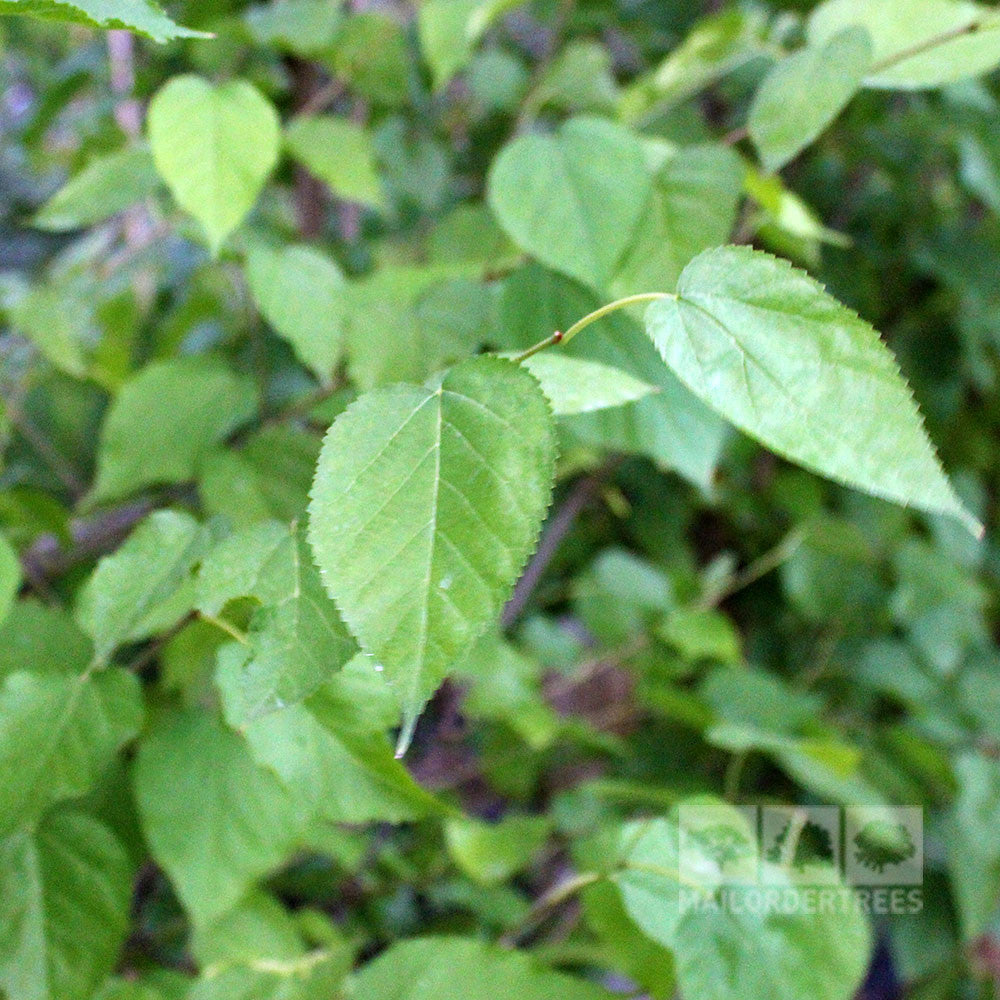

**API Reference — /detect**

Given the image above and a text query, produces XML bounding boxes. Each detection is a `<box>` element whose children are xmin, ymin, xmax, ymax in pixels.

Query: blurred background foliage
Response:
<box><xmin>1</xmin><ymin>1</ymin><xmax>1000</xmax><ymax>999</ymax></box>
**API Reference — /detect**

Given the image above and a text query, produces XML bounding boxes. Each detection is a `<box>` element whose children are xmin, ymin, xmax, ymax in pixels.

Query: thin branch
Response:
<box><xmin>498</xmin><ymin>870</ymin><xmax>601</xmax><ymax>947</ymax></box>
<box><xmin>107</xmin><ymin>30</ymin><xmax>142</xmax><ymax>138</ymax></box>
<box><xmin>868</xmin><ymin>18</ymin><xmax>987</xmax><ymax>75</ymax></box>
<box><xmin>698</xmin><ymin>528</ymin><xmax>806</xmax><ymax>609</ymax></box>
<box><xmin>298</xmin><ymin>77</ymin><xmax>345</xmax><ymax>117</ymax></box>
<box><xmin>2</xmin><ymin>394</ymin><xmax>85</xmax><ymax>498</ymax></box>
<box><xmin>288</xmin><ymin>57</ymin><xmax>330</xmax><ymax>239</ymax></box>
<box><xmin>19</xmin><ymin>499</ymin><xmax>154</xmax><ymax>584</ymax></box>
<box><xmin>501</xmin><ymin>463</ymin><xmax>616</xmax><ymax>629</ymax></box>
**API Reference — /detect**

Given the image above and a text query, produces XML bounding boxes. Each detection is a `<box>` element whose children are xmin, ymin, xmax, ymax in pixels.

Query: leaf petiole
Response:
<box><xmin>511</xmin><ymin>292</ymin><xmax>675</xmax><ymax>363</ymax></box>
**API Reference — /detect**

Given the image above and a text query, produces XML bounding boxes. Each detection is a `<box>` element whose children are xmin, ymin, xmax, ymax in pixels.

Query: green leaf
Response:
<box><xmin>200</xmin><ymin>427</ymin><xmax>321</xmax><ymax>527</ymax></box>
<box><xmin>0</xmin><ymin>533</ymin><xmax>19</xmax><ymax>626</ymax></box>
<box><xmin>77</xmin><ymin>510</ymin><xmax>209</xmax><ymax>664</ymax></box>
<box><xmin>659</xmin><ymin>606</ymin><xmax>741</xmax><ymax>664</ymax></box>
<box><xmin>0</xmin><ymin>665</ymin><xmax>141</xmax><ymax>837</ymax></box>
<box><xmin>706</xmin><ymin>724</ymin><xmax>879</xmax><ymax>805</ymax></box>
<box><xmin>5</xmin><ymin>280</ymin><xmax>90</xmax><ymax>378</ymax></box>
<box><xmin>520</xmin><ymin>354</ymin><xmax>658</xmax><ymax>415</ymax></box>
<box><xmin>245</xmin><ymin>0</ymin><xmax>342</xmax><ymax>56</ymax></box>
<box><xmin>134</xmin><ymin>708</ymin><xmax>307</xmax><ymax>927</ymax></box>
<box><xmin>748</xmin><ymin>29</ymin><xmax>872</xmax><ymax>172</ymax></box>
<box><xmin>808</xmin><ymin>0</ymin><xmax>1000</xmax><ymax>89</ymax></box>
<box><xmin>891</xmin><ymin>538</ymin><xmax>989</xmax><ymax>674</ymax></box>
<box><xmin>0</xmin><ymin>810</ymin><xmax>132</xmax><ymax>1000</ymax></box>
<box><xmin>644</xmin><ymin>246</ymin><xmax>980</xmax><ymax>534</ymax></box>
<box><xmin>947</xmin><ymin>751</ymin><xmax>1000</xmax><ymax>938</ymax></box>
<box><xmin>744</xmin><ymin>168</ymin><xmax>849</xmax><ymax>267</ymax></box>
<box><xmin>781</xmin><ymin>516</ymin><xmax>884</xmax><ymax>625</ymax></box>
<box><xmin>611</xmin><ymin>143</ymin><xmax>745</xmax><ymax>298</ymax></box>
<box><xmin>672</xmin><ymin>867</ymin><xmax>870</xmax><ymax>1000</ymax></box>
<box><xmin>344</xmin><ymin>268</ymin><xmax>490</xmax><ymax>389</ymax></box>
<box><xmin>92</xmin><ymin>979</ymin><xmax>167</xmax><ymax>1000</ymax></box>
<box><xmin>0</xmin><ymin>0</ymin><xmax>209</xmax><ymax>42</ymax></box>
<box><xmin>204</xmin><ymin>525</ymin><xmax>358</xmax><ymax>724</ymax></box>
<box><xmin>285</xmin><ymin>115</ymin><xmax>384</xmax><ymax>210</ymax></box>
<box><xmin>330</xmin><ymin>13</ymin><xmax>410</xmax><ymax>106</ymax></box>
<box><xmin>351</xmin><ymin>936</ymin><xmax>615</xmax><ymax>1000</ymax></box>
<box><xmin>233</xmin><ymin>674</ymin><xmax>445</xmax><ymax>824</ymax></box>
<box><xmin>577</xmin><ymin>875</ymin><xmax>677</xmax><ymax>999</ymax></box>
<box><xmin>245</xmin><ymin>243</ymin><xmax>346</xmax><ymax>382</ymax></box>
<box><xmin>91</xmin><ymin>357</ymin><xmax>257</xmax><ymax>504</ymax></box>
<box><xmin>0</xmin><ymin>601</ymin><xmax>92</xmax><ymax>682</ymax></box>
<box><xmin>196</xmin><ymin>520</ymin><xmax>298</xmax><ymax>618</ymax></box>
<box><xmin>190</xmin><ymin>893</ymin><xmax>354</xmax><ymax>998</ymax></box>
<box><xmin>444</xmin><ymin>814</ymin><xmax>551</xmax><ymax>884</ymax></box>
<box><xmin>308</xmin><ymin>356</ymin><xmax>556</xmax><ymax>737</ymax></box>
<box><xmin>611</xmin><ymin>816</ymin><xmax>705</xmax><ymax>947</ymax></box>
<box><xmin>33</xmin><ymin>146</ymin><xmax>160</xmax><ymax>231</ymax></box>
<box><xmin>456</xmin><ymin>634</ymin><xmax>561</xmax><ymax>750</ymax></box>
<box><xmin>527</xmin><ymin>40</ymin><xmax>618</xmax><ymax>116</ymax></box>
<box><xmin>0</xmin><ymin>603</ymin><xmax>141</xmax><ymax>834</ymax></box>
<box><xmin>192</xmin><ymin>890</ymin><xmax>310</xmax><ymax>967</ymax></box>
<box><xmin>417</xmin><ymin>0</ymin><xmax>520</xmax><ymax>89</ymax></box>
<box><xmin>487</xmin><ymin>117</ymin><xmax>651</xmax><ymax>290</ymax></box>
<box><xmin>611</xmin><ymin>812</ymin><xmax>872</xmax><ymax>1000</ymax></box>
<box><xmin>147</xmin><ymin>76</ymin><xmax>280</xmax><ymax>253</ymax></box>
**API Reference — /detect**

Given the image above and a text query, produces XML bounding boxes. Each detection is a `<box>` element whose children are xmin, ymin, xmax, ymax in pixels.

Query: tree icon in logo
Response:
<box><xmin>852</xmin><ymin>819</ymin><xmax>916</xmax><ymax>873</ymax></box>
<box><xmin>766</xmin><ymin>818</ymin><xmax>835</xmax><ymax>870</ymax></box>
<box><xmin>690</xmin><ymin>823</ymin><xmax>755</xmax><ymax>873</ymax></box>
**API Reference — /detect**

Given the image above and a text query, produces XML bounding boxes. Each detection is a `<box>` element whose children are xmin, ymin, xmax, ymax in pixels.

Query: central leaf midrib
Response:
<box><xmin>409</xmin><ymin>388</ymin><xmax>444</xmax><ymax>712</ymax></box>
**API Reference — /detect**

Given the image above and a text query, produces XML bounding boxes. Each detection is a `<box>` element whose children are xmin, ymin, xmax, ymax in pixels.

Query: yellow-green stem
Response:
<box><xmin>511</xmin><ymin>292</ymin><xmax>675</xmax><ymax>364</ymax></box>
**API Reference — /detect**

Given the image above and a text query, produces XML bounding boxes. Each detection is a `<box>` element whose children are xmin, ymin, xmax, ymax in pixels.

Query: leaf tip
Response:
<box><xmin>395</xmin><ymin>711</ymin><xmax>420</xmax><ymax>758</ymax></box>
<box><xmin>964</xmin><ymin>511</ymin><xmax>987</xmax><ymax>541</ymax></box>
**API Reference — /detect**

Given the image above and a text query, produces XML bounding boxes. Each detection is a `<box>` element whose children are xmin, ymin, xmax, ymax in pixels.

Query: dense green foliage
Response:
<box><xmin>2</xmin><ymin>1</ymin><xmax>1000</xmax><ymax>998</ymax></box>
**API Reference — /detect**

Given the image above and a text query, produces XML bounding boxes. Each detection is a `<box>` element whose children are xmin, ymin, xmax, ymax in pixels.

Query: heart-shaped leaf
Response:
<box><xmin>148</xmin><ymin>76</ymin><xmax>280</xmax><ymax>254</ymax></box>
<box><xmin>487</xmin><ymin>117</ymin><xmax>651</xmax><ymax>290</ymax></box>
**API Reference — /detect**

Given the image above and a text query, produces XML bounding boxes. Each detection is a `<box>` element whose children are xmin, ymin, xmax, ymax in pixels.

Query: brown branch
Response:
<box><xmin>298</xmin><ymin>77</ymin><xmax>345</xmax><ymax>117</ymax></box>
<box><xmin>287</xmin><ymin>58</ymin><xmax>329</xmax><ymax>239</ymax></box>
<box><xmin>501</xmin><ymin>462</ymin><xmax>615</xmax><ymax>630</ymax></box>
<box><xmin>107</xmin><ymin>31</ymin><xmax>142</xmax><ymax>138</ymax></box>
<box><xmin>20</xmin><ymin>499</ymin><xmax>154</xmax><ymax>584</ymax></box>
